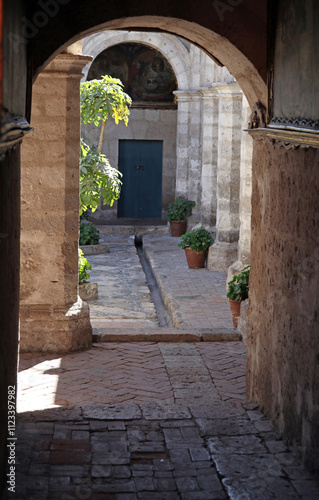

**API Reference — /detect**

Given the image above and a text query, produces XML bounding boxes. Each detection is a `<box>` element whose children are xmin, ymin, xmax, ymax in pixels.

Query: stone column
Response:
<box><xmin>174</xmin><ymin>90</ymin><xmax>202</xmax><ymax>226</ymax></box>
<box><xmin>227</xmin><ymin>95</ymin><xmax>253</xmax><ymax>281</ymax></box>
<box><xmin>207</xmin><ymin>82</ymin><xmax>243</xmax><ymax>271</ymax></box>
<box><xmin>20</xmin><ymin>51</ymin><xmax>93</xmax><ymax>353</ymax></box>
<box><xmin>199</xmin><ymin>88</ymin><xmax>219</xmax><ymax>227</ymax></box>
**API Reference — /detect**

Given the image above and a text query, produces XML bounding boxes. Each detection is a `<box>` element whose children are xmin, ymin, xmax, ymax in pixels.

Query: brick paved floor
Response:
<box><xmin>10</xmin><ymin>343</ymin><xmax>319</xmax><ymax>500</ymax></box>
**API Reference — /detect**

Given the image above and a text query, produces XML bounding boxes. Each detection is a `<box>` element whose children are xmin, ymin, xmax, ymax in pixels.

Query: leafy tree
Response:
<box><xmin>80</xmin><ymin>76</ymin><xmax>131</xmax><ymax>214</ymax></box>
<box><xmin>81</xmin><ymin>75</ymin><xmax>131</xmax><ymax>154</ymax></box>
<box><xmin>79</xmin><ymin>140</ymin><xmax>123</xmax><ymax>215</ymax></box>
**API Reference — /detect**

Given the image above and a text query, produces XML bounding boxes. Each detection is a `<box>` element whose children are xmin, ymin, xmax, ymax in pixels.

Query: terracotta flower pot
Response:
<box><xmin>170</xmin><ymin>220</ymin><xmax>187</xmax><ymax>237</ymax></box>
<box><xmin>184</xmin><ymin>247</ymin><xmax>207</xmax><ymax>269</ymax></box>
<box><xmin>229</xmin><ymin>299</ymin><xmax>241</xmax><ymax>329</ymax></box>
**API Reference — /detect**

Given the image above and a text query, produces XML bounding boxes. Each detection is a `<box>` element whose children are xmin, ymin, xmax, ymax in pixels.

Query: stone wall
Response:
<box><xmin>247</xmin><ymin>139</ymin><xmax>319</xmax><ymax>472</ymax></box>
<box><xmin>84</xmin><ymin>108</ymin><xmax>177</xmax><ymax>223</ymax></box>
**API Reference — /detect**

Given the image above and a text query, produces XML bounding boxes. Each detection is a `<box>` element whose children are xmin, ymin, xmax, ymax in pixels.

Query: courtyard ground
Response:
<box><xmin>9</xmin><ymin>233</ymin><xmax>319</xmax><ymax>499</ymax></box>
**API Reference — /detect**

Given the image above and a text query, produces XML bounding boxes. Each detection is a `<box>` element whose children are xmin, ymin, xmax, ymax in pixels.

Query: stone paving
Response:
<box><xmin>88</xmin><ymin>236</ymin><xmax>159</xmax><ymax>330</ymax></box>
<box><xmin>89</xmin><ymin>234</ymin><xmax>235</xmax><ymax>341</ymax></box>
<box><xmin>6</xmin><ymin>232</ymin><xmax>319</xmax><ymax>499</ymax></box>
<box><xmin>142</xmin><ymin>235</ymin><xmax>233</xmax><ymax>330</ymax></box>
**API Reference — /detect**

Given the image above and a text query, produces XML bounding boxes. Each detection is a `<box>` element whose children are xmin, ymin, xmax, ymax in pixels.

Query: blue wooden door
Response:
<box><xmin>117</xmin><ymin>140</ymin><xmax>163</xmax><ymax>218</ymax></box>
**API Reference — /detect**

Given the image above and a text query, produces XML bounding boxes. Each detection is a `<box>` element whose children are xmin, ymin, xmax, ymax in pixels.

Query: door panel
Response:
<box><xmin>118</xmin><ymin>140</ymin><xmax>163</xmax><ymax>218</ymax></box>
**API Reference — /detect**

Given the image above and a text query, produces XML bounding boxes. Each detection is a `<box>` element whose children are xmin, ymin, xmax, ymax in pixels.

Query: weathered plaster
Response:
<box><xmin>247</xmin><ymin>138</ymin><xmax>319</xmax><ymax>472</ymax></box>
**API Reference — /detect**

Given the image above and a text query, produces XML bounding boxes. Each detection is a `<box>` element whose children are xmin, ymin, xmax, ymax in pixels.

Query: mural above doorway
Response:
<box><xmin>87</xmin><ymin>43</ymin><xmax>177</xmax><ymax>108</ymax></box>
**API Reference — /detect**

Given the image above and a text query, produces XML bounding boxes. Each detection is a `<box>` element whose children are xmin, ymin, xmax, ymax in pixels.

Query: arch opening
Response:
<box><xmin>34</xmin><ymin>15</ymin><xmax>267</xmax><ymax>109</ymax></box>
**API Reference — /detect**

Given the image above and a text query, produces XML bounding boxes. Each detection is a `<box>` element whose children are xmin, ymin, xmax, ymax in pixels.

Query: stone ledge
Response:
<box><xmin>92</xmin><ymin>327</ymin><xmax>241</xmax><ymax>343</ymax></box>
<box><xmin>97</xmin><ymin>225</ymin><xmax>169</xmax><ymax>235</ymax></box>
<box><xmin>80</xmin><ymin>244</ymin><xmax>109</xmax><ymax>255</ymax></box>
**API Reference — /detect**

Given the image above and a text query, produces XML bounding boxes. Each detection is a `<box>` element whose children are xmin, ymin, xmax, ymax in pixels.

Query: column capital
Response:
<box><xmin>173</xmin><ymin>90</ymin><xmax>202</xmax><ymax>102</ymax></box>
<box><xmin>210</xmin><ymin>81</ymin><xmax>242</xmax><ymax>98</ymax></box>
<box><xmin>39</xmin><ymin>53</ymin><xmax>93</xmax><ymax>79</ymax></box>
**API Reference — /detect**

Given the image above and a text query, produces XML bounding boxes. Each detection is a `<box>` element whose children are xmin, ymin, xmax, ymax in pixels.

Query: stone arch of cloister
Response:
<box><xmin>81</xmin><ymin>31</ymin><xmax>191</xmax><ymax>89</ymax></box>
<box><xmin>33</xmin><ymin>15</ymin><xmax>267</xmax><ymax>108</ymax></box>
<box><xmin>20</xmin><ymin>23</ymin><xmax>254</xmax><ymax>353</ymax></box>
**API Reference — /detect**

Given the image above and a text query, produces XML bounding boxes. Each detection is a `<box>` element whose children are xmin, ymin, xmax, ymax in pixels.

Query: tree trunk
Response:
<box><xmin>97</xmin><ymin>120</ymin><xmax>106</xmax><ymax>155</ymax></box>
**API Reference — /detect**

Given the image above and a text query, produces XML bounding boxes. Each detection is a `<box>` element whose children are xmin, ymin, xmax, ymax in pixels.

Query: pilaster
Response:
<box><xmin>208</xmin><ymin>82</ymin><xmax>242</xmax><ymax>271</ymax></box>
<box><xmin>174</xmin><ymin>90</ymin><xmax>202</xmax><ymax>225</ymax></box>
<box><xmin>20</xmin><ymin>52</ymin><xmax>93</xmax><ymax>353</ymax></box>
<box><xmin>227</xmin><ymin>96</ymin><xmax>253</xmax><ymax>283</ymax></box>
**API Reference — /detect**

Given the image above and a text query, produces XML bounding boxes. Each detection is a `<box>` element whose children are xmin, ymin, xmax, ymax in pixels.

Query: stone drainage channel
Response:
<box><xmin>135</xmin><ymin>235</ymin><xmax>173</xmax><ymax>328</ymax></box>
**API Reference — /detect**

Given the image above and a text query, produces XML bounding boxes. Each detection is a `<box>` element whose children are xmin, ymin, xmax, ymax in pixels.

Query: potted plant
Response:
<box><xmin>167</xmin><ymin>196</ymin><xmax>195</xmax><ymax>237</ymax></box>
<box><xmin>226</xmin><ymin>265</ymin><xmax>250</xmax><ymax>328</ymax></box>
<box><xmin>178</xmin><ymin>226</ymin><xmax>214</xmax><ymax>268</ymax></box>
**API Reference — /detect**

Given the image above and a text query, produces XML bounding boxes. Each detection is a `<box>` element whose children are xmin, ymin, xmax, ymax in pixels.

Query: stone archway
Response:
<box><xmin>81</xmin><ymin>31</ymin><xmax>192</xmax><ymax>90</ymax></box>
<box><xmin>19</xmin><ymin>23</ymin><xmax>256</xmax><ymax>351</ymax></box>
<box><xmin>32</xmin><ymin>14</ymin><xmax>267</xmax><ymax>109</ymax></box>
<box><xmin>3</xmin><ymin>0</ymin><xmax>319</xmax><ymax>479</ymax></box>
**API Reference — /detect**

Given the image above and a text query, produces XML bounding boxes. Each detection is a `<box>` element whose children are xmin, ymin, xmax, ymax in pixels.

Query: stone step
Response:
<box><xmin>97</xmin><ymin>224</ymin><xmax>169</xmax><ymax>235</ymax></box>
<box><xmin>80</xmin><ymin>243</ymin><xmax>110</xmax><ymax>255</ymax></box>
<box><xmin>92</xmin><ymin>327</ymin><xmax>241</xmax><ymax>343</ymax></box>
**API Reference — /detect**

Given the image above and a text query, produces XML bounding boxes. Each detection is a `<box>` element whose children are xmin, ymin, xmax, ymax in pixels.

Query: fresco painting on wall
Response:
<box><xmin>271</xmin><ymin>0</ymin><xmax>319</xmax><ymax>128</ymax></box>
<box><xmin>87</xmin><ymin>43</ymin><xmax>177</xmax><ymax>108</ymax></box>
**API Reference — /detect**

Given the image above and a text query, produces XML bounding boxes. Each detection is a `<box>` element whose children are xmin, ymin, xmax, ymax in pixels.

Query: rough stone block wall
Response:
<box><xmin>247</xmin><ymin>139</ymin><xmax>319</xmax><ymax>472</ymax></box>
<box><xmin>21</xmin><ymin>74</ymin><xmax>78</xmax><ymax>308</ymax></box>
<box><xmin>20</xmin><ymin>53</ymin><xmax>92</xmax><ymax>353</ymax></box>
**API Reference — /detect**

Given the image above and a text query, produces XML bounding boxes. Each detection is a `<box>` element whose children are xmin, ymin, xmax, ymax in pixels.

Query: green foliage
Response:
<box><xmin>79</xmin><ymin>75</ymin><xmax>131</xmax><ymax>214</ymax></box>
<box><xmin>227</xmin><ymin>266</ymin><xmax>250</xmax><ymax>301</ymax></box>
<box><xmin>80</xmin><ymin>75</ymin><xmax>132</xmax><ymax>127</ymax></box>
<box><xmin>78</xmin><ymin>248</ymin><xmax>92</xmax><ymax>284</ymax></box>
<box><xmin>178</xmin><ymin>226</ymin><xmax>214</xmax><ymax>252</ymax></box>
<box><xmin>80</xmin><ymin>139</ymin><xmax>122</xmax><ymax>215</ymax></box>
<box><xmin>79</xmin><ymin>221</ymin><xmax>100</xmax><ymax>246</ymax></box>
<box><xmin>167</xmin><ymin>196</ymin><xmax>196</xmax><ymax>222</ymax></box>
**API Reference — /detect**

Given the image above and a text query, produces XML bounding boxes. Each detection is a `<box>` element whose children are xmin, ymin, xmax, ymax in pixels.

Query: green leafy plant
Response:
<box><xmin>81</xmin><ymin>75</ymin><xmax>132</xmax><ymax>154</ymax></box>
<box><xmin>78</xmin><ymin>248</ymin><xmax>92</xmax><ymax>284</ymax></box>
<box><xmin>79</xmin><ymin>221</ymin><xmax>100</xmax><ymax>246</ymax></box>
<box><xmin>167</xmin><ymin>196</ymin><xmax>196</xmax><ymax>222</ymax></box>
<box><xmin>227</xmin><ymin>266</ymin><xmax>250</xmax><ymax>301</ymax></box>
<box><xmin>80</xmin><ymin>75</ymin><xmax>131</xmax><ymax>214</ymax></box>
<box><xmin>178</xmin><ymin>226</ymin><xmax>214</xmax><ymax>252</ymax></box>
<box><xmin>80</xmin><ymin>139</ymin><xmax>122</xmax><ymax>215</ymax></box>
